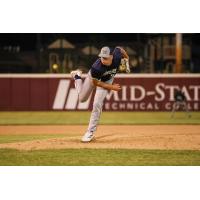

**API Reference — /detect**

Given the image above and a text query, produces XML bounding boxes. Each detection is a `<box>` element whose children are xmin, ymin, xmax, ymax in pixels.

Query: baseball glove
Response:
<box><xmin>119</xmin><ymin>58</ymin><xmax>131</xmax><ymax>73</ymax></box>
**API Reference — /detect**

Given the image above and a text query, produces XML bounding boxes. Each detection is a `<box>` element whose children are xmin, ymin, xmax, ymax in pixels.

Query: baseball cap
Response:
<box><xmin>98</xmin><ymin>46</ymin><xmax>111</xmax><ymax>58</ymax></box>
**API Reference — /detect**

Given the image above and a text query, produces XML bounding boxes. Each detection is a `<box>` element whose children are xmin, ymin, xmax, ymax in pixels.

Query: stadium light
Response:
<box><xmin>52</xmin><ymin>63</ymin><xmax>59</xmax><ymax>70</ymax></box>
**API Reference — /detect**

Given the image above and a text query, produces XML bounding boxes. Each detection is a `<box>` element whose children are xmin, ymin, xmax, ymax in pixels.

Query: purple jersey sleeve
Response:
<box><xmin>90</xmin><ymin>59</ymin><xmax>104</xmax><ymax>80</ymax></box>
<box><xmin>90</xmin><ymin>67</ymin><xmax>103</xmax><ymax>80</ymax></box>
<box><xmin>113</xmin><ymin>47</ymin><xmax>122</xmax><ymax>61</ymax></box>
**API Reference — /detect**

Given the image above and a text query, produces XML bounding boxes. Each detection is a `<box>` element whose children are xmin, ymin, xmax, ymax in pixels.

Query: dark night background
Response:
<box><xmin>0</xmin><ymin>33</ymin><xmax>200</xmax><ymax>73</ymax></box>
<box><xmin>0</xmin><ymin>33</ymin><xmax>150</xmax><ymax>50</ymax></box>
<box><xmin>1</xmin><ymin>33</ymin><xmax>200</xmax><ymax>50</ymax></box>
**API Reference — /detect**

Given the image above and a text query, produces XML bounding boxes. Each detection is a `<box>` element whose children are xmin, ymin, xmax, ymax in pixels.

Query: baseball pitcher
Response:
<box><xmin>71</xmin><ymin>46</ymin><xmax>130</xmax><ymax>142</ymax></box>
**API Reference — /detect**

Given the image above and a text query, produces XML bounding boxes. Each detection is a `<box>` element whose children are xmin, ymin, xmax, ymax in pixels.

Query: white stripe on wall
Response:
<box><xmin>53</xmin><ymin>80</ymin><xmax>70</xmax><ymax>109</ymax></box>
<box><xmin>65</xmin><ymin>89</ymin><xmax>79</xmax><ymax>109</ymax></box>
<box><xmin>0</xmin><ymin>73</ymin><xmax>199</xmax><ymax>78</ymax></box>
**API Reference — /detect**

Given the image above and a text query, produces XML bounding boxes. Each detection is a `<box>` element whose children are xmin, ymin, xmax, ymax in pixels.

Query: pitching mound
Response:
<box><xmin>0</xmin><ymin>125</ymin><xmax>200</xmax><ymax>150</ymax></box>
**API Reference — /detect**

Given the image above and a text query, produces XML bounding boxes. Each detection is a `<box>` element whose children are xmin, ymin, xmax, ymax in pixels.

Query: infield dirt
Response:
<box><xmin>0</xmin><ymin>125</ymin><xmax>200</xmax><ymax>150</ymax></box>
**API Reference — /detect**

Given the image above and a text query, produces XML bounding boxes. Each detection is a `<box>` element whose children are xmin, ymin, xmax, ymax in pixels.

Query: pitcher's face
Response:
<box><xmin>100</xmin><ymin>55</ymin><xmax>113</xmax><ymax>66</ymax></box>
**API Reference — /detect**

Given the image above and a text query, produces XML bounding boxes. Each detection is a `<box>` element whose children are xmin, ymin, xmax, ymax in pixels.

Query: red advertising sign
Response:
<box><xmin>0</xmin><ymin>74</ymin><xmax>199</xmax><ymax>111</ymax></box>
<box><xmin>103</xmin><ymin>75</ymin><xmax>200</xmax><ymax>111</ymax></box>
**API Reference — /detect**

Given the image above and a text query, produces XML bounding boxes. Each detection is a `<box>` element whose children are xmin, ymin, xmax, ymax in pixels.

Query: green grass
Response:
<box><xmin>0</xmin><ymin>111</ymin><xmax>199</xmax><ymax>166</ymax></box>
<box><xmin>0</xmin><ymin>148</ymin><xmax>200</xmax><ymax>166</ymax></box>
<box><xmin>0</xmin><ymin>134</ymin><xmax>68</xmax><ymax>144</ymax></box>
<box><xmin>0</xmin><ymin>111</ymin><xmax>199</xmax><ymax>125</ymax></box>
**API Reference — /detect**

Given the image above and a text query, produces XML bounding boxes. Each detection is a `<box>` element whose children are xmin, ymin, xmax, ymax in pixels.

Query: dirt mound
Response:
<box><xmin>0</xmin><ymin>125</ymin><xmax>200</xmax><ymax>150</ymax></box>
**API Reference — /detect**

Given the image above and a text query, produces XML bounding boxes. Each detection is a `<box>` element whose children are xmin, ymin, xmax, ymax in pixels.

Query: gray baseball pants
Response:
<box><xmin>74</xmin><ymin>72</ymin><xmax>113</xmax><ymax>133</ymax></box>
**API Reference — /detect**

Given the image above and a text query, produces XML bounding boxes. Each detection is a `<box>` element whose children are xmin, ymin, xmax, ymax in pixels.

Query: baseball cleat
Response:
<box><xmin>81</xmin><ymin>131</ymin><xmax>95</xmax><ymax>142</ymax></box>
<box><xmin>70</xmin><ymin>70</ymin><xmax>82</xmax><ymax>79</ymax></box>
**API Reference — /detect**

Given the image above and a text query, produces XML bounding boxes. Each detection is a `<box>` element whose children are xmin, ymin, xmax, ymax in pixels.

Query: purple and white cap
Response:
<box><xmin>98</xmin><ymin>46</ymin><xmax>111</xmax><ymax>58</ymax></box>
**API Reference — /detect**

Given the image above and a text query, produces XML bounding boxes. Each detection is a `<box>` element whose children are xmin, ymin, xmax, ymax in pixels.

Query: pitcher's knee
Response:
<box><xmin>78</xmin><ymin>94</ymin><xmax>88</xmax><ymax>103</ymax></box>
<box><xmin>79</xmin><ymin>96</ymin><xmax>87</xmax><ymax>103</ymax></box>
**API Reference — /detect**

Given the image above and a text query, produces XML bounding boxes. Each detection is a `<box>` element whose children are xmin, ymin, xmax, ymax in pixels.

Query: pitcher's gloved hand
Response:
<box><xmin>120</xmin><ymin>58</ymin><xmax>131</xmax><ymax>73</ymax></box>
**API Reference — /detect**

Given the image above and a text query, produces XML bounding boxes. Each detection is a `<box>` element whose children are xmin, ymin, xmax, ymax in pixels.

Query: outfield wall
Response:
<box><xmin>0</xmin><ymin>74</ymin><xmax>199</xmax><ymax>111</ymax></box>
